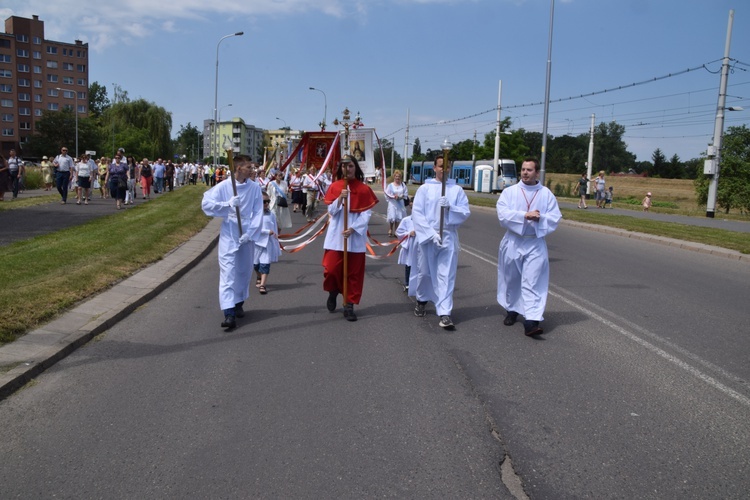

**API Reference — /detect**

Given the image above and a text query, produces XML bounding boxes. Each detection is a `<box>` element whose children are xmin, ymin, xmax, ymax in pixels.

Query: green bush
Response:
<box><xmin>22</xmin><ymin>168</ymin><xmax>43</xmax><ymax>190</ymax></box>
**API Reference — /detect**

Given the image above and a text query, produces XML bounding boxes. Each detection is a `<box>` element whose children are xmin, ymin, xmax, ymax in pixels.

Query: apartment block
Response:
<box><xmin>1</xmin><ymin>14</ymin><xmax>89</xmax><ymax>157</ymax></box>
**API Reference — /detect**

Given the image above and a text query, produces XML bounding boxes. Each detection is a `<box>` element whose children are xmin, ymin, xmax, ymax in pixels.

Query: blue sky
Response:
<box><xmin>3</xmin><ymin>0</ymin><xmax>749</xmax><ymax>162</ymax></box>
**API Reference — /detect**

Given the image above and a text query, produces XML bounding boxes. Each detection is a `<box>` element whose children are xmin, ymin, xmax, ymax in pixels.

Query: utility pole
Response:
<box><xmin>403</xmin><ymin>108</ymin><xmax>410</xmax><ymax>178</ymax></box>
<box><xmin>586</xmin><ymin>113</ymin><xmax>595</xmax><ymax>197</ymax></box>
<box><xmin>705</xmin><ymin>9</ymin><xmax>734</xmax><ymax>218</ymax></box>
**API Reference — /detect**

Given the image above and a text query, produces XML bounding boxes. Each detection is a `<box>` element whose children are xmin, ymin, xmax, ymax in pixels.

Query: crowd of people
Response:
<box><xmin>200</xmin><ymin>153</ymin><xmax>562</xmax><ymax>339</ymax></box>
<box><xmin>2</xmin><ymin>146</ymin><xmax>565</xmax><ymax>337</ymax></box>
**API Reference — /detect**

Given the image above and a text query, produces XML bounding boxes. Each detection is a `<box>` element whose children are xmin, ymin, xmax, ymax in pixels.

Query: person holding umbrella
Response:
<box><xmin>322</xmin><ymin>155</ymin><xmax>378</xmax><ymax>322</ymax></box>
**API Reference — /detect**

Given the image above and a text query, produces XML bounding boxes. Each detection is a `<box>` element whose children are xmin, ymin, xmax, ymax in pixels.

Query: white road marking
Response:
<box><xmin>461</xmin><ymin>244</ymin><xmax>750</xmax><ymax>408</ymax></box>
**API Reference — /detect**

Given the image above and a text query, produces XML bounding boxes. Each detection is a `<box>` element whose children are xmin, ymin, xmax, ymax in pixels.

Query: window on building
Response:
<box><xmin>35</xmin><ymin>109</ymin><xmax>42</xmax><ymax>116</ymax></box>
<box><xmin>62</xmin><ymin>90</ymin><xmax>75</xmax><ymax>99</ymax></box>
<box><xmin>47</xmin><ymin>46</ymin><xmax>58</xmax><ymax>54</ymax></box>
<box><xmin>34</xmin><ymin>94</ymin><xmax>41</xmax><ymax>102</ymax></box>
<box><xmin>1</xmin><ymin>99</ymin><xmax>13</xmax><ymax>107</ymax></box>
<box><xmin>20</xmin><ymin>122</ymin><xmax>31</xmax><ymax>130</ymax></box>
<box><xmin>16</xmin><ymin>49</ymin><xmax>29</xmax><ymax>58</ymax></box>
<box><xmin>77</xmin><ymin>91</ymin><xmax>86</xmax><ymax>100</ymax></box>
<box><xmin>46</xmin><ymin>60</ymin><xmax>58</xmax><ymax>69</ymax></box>
<box><xmin>2</xmin><ymin>128</ymin><xmax>14</xmax><ymax>136</ymax></box>
<box><xmin>32</xmin><ymin>51</ymin><xmax>41</xmax><ymax>59</ymax></box>
<box><xmin>63</xmin><ymin>62</ymin><xmax>74</xmax><ymax>71</ymax></box>
<box><xmin>17</xmin><ymin>64</ymin><xmax>29</xmax><ymax>73</ymax></box>
<box><xmin>16</xmin><ymin>34</ymin><xmax>29</xmax><ymax>43</ymax></box>
<box><xmin>77</xmin><ymin>78</ymin><xmax>86</xmax><ymax>86</ymax></box>
<box><xmin>0</xmin><ymin>40</ymin><xmax>11</xmax><ymax>49</ymax></box>
<box><xmin>1</xmin><ymin>113</ymin><xmax>13</xmax><ymax>122</ymax></box>
<box><xmin>48</xmin><ymin>103</ymin><xmax>58</xmax><ymax>111</ymax></box>
<box><xmin>62</xmin><ymin>48</ymin><xmax>68</xmax><ymax>56</ymax></box>
<box><xmin>0</xmin><ymin>69</ymin><xmax>11</xmax><ymax>78</ymax></box>
<box><xmin>18</xmin><ymin>78</ymin><xmax>30</xmax><ymax>87</ymax></box>
<box><xmin>63</xmin><ymin>76</ymin><xmax>74</xmax><ymax>85</ymax></box>
<box><xmin>46</xmin><ymin>74</ymin><xmax>58</xmax><ymax>83</ymax></box>
<box><xmin>18</xmin><ymin>93</ymin><xmax>30</xmax><ymax>101</ymax></box>
<box><xmin>0</xmin><ymin>84</ymin><xmax>11</xmax><ymax>92</ymax></box>
<box><xmin>33</xmin><ymin>66</ymin><xmax>41</xmax><ymax>74</ymax></box>
<box><xmin>0</xmin><ymin>55</ymin><xmax>11</xmax><ymax>63</ymax></box>
<box><xmin>77</xmin><ymin>64</ymin><xmax>86</xmax><ymax>72</ymax></box>
<box><xmin>34</xmin><ymin>80</ymin><xmax>42</xmax><ymax>88</ymax></box>
<box><xmin>47</xmin><ymin>88</ymin><xmax>59</xmax><ymax>97</ymax></box>
<box><xmin>19</xmin><ymin>108</ymin><xmax>30</xmax><ymax>116</ymax></box>
<box><xmin>33</xmin><ymin>37</ymin><xmax>41</xmax><ymax>45</ymax></box>
<box><xmin>77</xmin><ymin>104</ymin><xmax>86</xmax><ymax>114</ymax></box>
<box><xmin>63</xmin><ymin>104</ymin><xmax>73</xmax><ymax>111</ymax></box>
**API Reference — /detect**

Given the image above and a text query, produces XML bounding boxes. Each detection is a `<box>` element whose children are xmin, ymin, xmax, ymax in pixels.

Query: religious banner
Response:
<box><xmin>345</xmin><ymin>128</ymin><xmax>376</xmax><ymax>179</ymax></box>
<box><xmin>302</xmin><ymin>132</ymin><xmax>338</xmax><ymax>173</ymax></box>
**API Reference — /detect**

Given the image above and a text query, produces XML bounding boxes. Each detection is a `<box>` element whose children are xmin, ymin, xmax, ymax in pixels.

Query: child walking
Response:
<box><xmin>642</xmin><ymin>192</ymin><xmax>652</xmax><ymax>212</ymax></box>
<box><xmin>254</xmin><ymin>192</ymin><xmax>281</xmax><ymax>295</ymax></box>
<box><xmin>395</xmin><ymin>214</ymin><xmax>417</xmax><ymax>293</ymax></box>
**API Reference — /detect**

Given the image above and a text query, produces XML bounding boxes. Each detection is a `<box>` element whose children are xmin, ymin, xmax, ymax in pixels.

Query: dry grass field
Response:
<box><xmin>546</xmin><ymin>173</ymin><xmax>696</xmax><ymax>204</ymax></box>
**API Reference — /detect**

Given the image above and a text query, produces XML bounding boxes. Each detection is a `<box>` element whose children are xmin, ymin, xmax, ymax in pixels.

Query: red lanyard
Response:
<box><xmin>521</xmin><ymin>189</ymin><xmax>539</xmax><ymax>211</ymax></box>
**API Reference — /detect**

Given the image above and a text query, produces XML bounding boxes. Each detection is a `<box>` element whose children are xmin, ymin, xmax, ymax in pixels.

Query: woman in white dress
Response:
<box><xmin>268</xmin><ymin>171</ymin><xmax>292</xmax><ymax>229</ymax></box>
<box><xmin>384</xmin><ymin>169</ymin><xmax>408</xmax><ymax>236</ymax></box>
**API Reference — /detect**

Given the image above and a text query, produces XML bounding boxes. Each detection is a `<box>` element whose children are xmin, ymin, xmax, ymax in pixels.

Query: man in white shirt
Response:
<box><xmin>53</xmin><ymin>146</ymin><xmax>74</xmax><ymax>204</ymax></box>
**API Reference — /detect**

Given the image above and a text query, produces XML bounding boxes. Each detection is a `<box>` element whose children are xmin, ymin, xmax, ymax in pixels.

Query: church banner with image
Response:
<box><xmin>344</xmin><ymin>128</ymin><xmax>376</xmax><ymax>179</ymax></box>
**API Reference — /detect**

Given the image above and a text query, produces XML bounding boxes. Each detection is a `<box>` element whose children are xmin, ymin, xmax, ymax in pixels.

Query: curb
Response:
<box><xmin>561</xmin><ymin>219</ymin><xmax>749</xmax><ymax>262</ymax></box>
<box><xmin>0</xmin><ymin>218</ymin><xmax>221</xmax><ymax>401</ymax></box>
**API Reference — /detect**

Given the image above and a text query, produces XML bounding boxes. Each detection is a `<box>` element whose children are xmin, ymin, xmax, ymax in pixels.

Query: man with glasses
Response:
<box><xmin>53</xmin><ymin>146</ymin><xmax>74</xmax><ymax>204</ymax></box>
<box><xmin>201</xmin><ymin>155</ymin><xmax>264</xmax><ymax>330</ymax></box>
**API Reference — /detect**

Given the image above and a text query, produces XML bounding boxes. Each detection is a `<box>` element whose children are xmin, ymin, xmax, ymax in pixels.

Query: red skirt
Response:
<box><xmin>322</xmin><ymin>250</ymin><xmax>365</xmax><ymax>305</ymax></box>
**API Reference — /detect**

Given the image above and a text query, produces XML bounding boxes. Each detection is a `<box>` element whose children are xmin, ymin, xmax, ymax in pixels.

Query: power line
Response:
<box><xmin>381</xmin><ymin>60</ymin><xmax>741</xmax><ymax>139</ymax></box>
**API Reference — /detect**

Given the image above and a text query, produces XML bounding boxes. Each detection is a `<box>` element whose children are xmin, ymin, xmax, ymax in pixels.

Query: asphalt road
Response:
<box><xmin>0</xmin><ymin>197</ymin><xmax>748</xmax><ymax>498</ymax></box>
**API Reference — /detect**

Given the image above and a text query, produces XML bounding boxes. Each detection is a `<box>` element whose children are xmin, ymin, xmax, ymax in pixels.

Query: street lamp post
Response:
<box><xmin>56</xmin><ymin>87</ymin><xmax>78</xmax><ymax>158</ymax></box>
<box><xmin>214</xmin><ymin>31</ymin><xmax>244</xmax><ymax>166</ymax></box>
<box><xmin>308</xmin><ymin>87</ymin><xmax>327</xmax><ymax>131</ymax></box>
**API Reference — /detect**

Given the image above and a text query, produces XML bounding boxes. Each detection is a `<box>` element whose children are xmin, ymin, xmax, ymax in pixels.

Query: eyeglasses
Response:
<box><xmin>263</xmin><ymin>200</ymin><xmax>270</xmax><ymax>204</ymax></box>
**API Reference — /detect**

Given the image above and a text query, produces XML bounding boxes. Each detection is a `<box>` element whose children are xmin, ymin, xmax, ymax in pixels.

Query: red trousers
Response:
<box><xmin>322</xmin><ymin>250</ymin><xmax>365</xmax><ymax>304</ymax></box>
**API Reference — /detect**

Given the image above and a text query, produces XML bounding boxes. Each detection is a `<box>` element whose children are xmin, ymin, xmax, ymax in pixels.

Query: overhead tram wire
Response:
<box><xmin>381</xmin><ymin>59</ymin><xmax>728</xmax><ymax>140</ymax></box>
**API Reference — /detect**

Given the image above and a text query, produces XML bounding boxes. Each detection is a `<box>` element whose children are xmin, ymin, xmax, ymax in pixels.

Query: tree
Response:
<box><xmin>88</xmin><ymin>81</ymin><xmax>110</xmax><ymax>119</ymax></box>
<box><xmin>651</xmin><ymin>148</ymin><xmax>667</xmax><ymax>177</ymax></box>
<box><xmin>547</xmin><ymin>134</ymin><xmax>588</xmax><ymax>173</ymax></box>
<box><xmin>24</xmin><ymin>109</ymin><xmax>104</xmax><ymax>158</ymax></box>
<box><xmin>412</xmin><ymin>138</ymin><xmax>422</xmax><ymax>160</ymax></box>
<box><xmin>695</xmin><ymin>125</ymin><xmax>750</xmax><ymax>214</ymax></box>
<box><xmin>665</xmin><ymin>154</ymin><xmax>683</xmax><ymax>179</ymax></box>
<box><xmin>173</xmin><ymin>122</ymin><xmax>202</xmax><ymax>162</ymax></box>
<box><xmin>593</xmin><ymin>121</ymin><xmax>636</xmax><ymax>173</ymax></box>
<box><xmin>102</xmin><ymin>98</ymin><xmax>172</xmax><ymax>158</ymax></box>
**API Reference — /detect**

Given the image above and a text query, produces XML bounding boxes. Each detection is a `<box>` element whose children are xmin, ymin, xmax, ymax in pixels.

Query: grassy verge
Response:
<box><xmin>0</xmin><ymin>193</ymin><xmax>59</xmax><ymax>211</ymax></box>
<box><xmin>560</xmin><ymin>208</ymin><xmax>750</xmax><ymax>254</ymax></box>
<box><xmin>0</xmin><ymin>186</ymin><xmax>210</xmax><ymax>345</ymax></box>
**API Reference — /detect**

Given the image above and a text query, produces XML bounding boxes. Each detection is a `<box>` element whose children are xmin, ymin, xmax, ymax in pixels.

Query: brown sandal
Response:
<box><xmin>259</xmin><ymin>285</ymin><xmax>268</xmax><ymax>294</ymax></box>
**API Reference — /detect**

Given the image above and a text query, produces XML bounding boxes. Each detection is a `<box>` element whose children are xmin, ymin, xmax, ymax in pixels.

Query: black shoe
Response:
<box><xmin>523</xmin><ymin>320</ymin><xmax>543</xmax><ymax>336</ymax></box>
<box><xmin>414</xmin><ymin>301</ymin><xmax>427</xmax><ymax>317</ymax></box>
<box><xmin>343</xmin><ymin>303</ymin><xmax>357</xmax><ymax>322</ymax></box>
<box><xmin>327</xmin><ymin>291</ymin><xmax>338</xmax><ymax>312</ymax></box>
<box><xmin>221</xmin><ymin>315</ymin><xmax>237</xmax><ymax>329</ymax></box>
<box><xmin>234</xmin><ymin>304</ymin><xmax>245</xmax><ymax>318</ymax></box>
<box><xmin>503</xmin><ymin>311</ymin><xmax>518</xmax><ymax>326</ymax></box>
<box><xmin>438</xmin><ymin>315</ymin><xmax>455</xmax><ymax>330</ymax></box>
